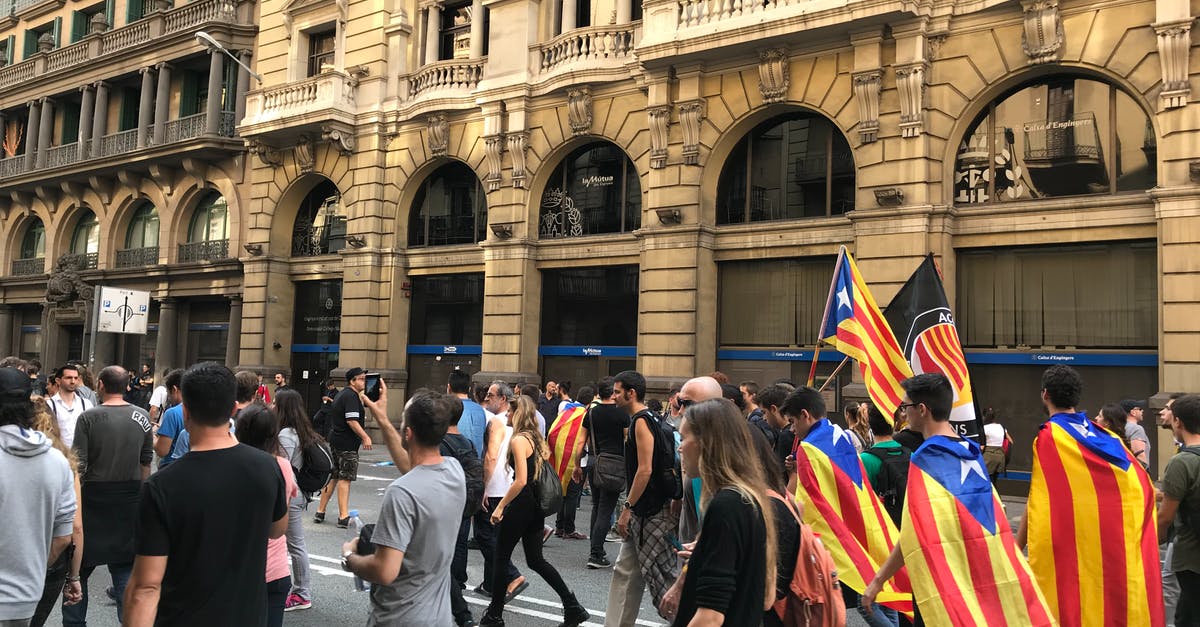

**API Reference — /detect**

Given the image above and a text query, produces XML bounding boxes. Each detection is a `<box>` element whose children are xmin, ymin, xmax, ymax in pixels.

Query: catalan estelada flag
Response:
<box><xmin>818</xmin><ymin>248</ymin><xmax>913</xmax><ymax>418</ymax></box>
<box><xmin>547</xmin><ymin>402</ymin><xmax>587</xmax><ymax>494</ymax></box>
<box><xmin>902</xmin><ymin>435</ymin><xmax>1054</xmax><ymax>625</ymax></box>
<box><xmin>793</xmin><ymin>418</ymin><xmax>913</xmax><ymax>615</ymax></box>
<box><xmin>1027</xmin><ymin>412</ymin><xmax>1164</xmax><ymax>627</ymax></box>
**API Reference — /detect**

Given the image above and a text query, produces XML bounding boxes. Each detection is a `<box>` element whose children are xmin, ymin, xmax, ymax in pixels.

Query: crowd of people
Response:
<box><xmin>0</xmin><ymin>352</ymin><xmax>1194</xmax><ymax>626</ymax></box>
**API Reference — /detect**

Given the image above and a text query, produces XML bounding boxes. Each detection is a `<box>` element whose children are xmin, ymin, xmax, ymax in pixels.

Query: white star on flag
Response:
<box><xmin>960</xmin><ymin>457</ymin><xmax>989</xmax><ymax>484</ymax></box>
<box><xmin>837</xmin><ymin>286</ymin><xmax>851</xmax><ymax>312</ymax></box>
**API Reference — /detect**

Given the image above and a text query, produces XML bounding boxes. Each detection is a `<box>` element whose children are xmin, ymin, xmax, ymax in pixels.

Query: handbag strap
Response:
<box><xmin>584</xmin><ymin>404</ymin><xmax>598</xmax><ymax>458</ymax></box>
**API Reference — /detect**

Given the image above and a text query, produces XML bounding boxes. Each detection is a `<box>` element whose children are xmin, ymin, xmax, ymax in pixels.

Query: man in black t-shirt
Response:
<box><xmin>574</xmin><ymin>377</ymin><xmax>629</xmax><ymax>568</ymax></box>
<box><xmin>315</xmin><ymin>367</ymin><xmax>373</xmax><ymax>528</ymax></box>
<box><xmin>124</xmin><ymin>362</ymin><xmax>287</xmax><ymax>627</ymax></box>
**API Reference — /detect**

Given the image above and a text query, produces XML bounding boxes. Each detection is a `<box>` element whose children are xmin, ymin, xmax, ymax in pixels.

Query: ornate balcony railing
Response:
<box><xmin>178</xmin><ymin>239</ymin><xmax>229</xmax><ymax>262</ymax></box>
<box><xmin>241</xmin><ymin>71</ymin><xmax>357</xmax><ymax>128</ymax></box>
<box><xmin>164</xmin><ymin>113</ymin><xmax>207</xmax><ymax>143</ymax></box>
<box><xmin>219</xmin><ymin>111</ymin><xmax>236</xmax><ymax>137</ymax></box>
<box><xmin>45</xmin><ymin>143</ymin><xmax>82</xmax><ymax>169</ymax></box>
<box><xmin>406</xmin><ymin>59</ymin><xmax>485</xmax><ymax>100</ymax></box>
<box><xmin>116</xmin><ymin>246</ymin><xmax>160</xmax><ymax>268</ymax></box>
<box><xmin>0</xmin><ymin>156</ymin><xmax>28</xmax><ymax>178</ymax></box>
<box><xmin>62</xmin><ymin>252</ymin><xmax>99</xmax><ymax>270</ymax></box>
<box><xmin>99</xmin><ymin>129</ymin><xmax>139</xmax><ymax>158</ymax></box>
<box><xmin>292</xmin><ymin>216</ymin><xmax>347</xmax><ymax>257</ymax></box>
<box><xmin>0</xmin><ymin>0</ymin><xmax>241</xmax><ymax>90</ymax></box>
<box><xmin>1022</xmin><ymin>112</ymin><xmax>1102</xmax><ymax>162</ymax></box>
<box><xmin>11</xmin><ymin>257</ymin><xmax>44</xmax><ymax>276</ymax></box>
<box><xmin>537</xmin><ymin>25</ymin><xmax>634</xmax><ymax>74</ymax></box>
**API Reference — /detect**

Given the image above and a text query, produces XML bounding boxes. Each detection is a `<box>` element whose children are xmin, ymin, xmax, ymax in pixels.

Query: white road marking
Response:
<box><xmin>464</xmin><ymin>591</ymin><xmax>666</xmax><ymax>626</ymax></box>
<box><xmin>355</xmin><ymin>474</ymin><xmax>395</xmax><ymax>481</ymax></box>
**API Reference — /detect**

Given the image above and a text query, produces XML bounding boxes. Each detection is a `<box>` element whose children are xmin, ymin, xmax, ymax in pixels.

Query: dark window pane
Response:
<box><xmin>716</xmin><ymin>141</ymin><xmax>748</xmax><ymax>224</ymax></box>
<box><xmin>409</xmin><ymin>274</ymin><xmax>484</xmax><ymax>345</ymax></box>
<box><xmin>293</xmin><ymin>280</ymin><xmax>343</xmax><ymax>345</ymax></box>
<box><xmin>718</xmin><ymin>258</ymin><xmax>833</xmax><ymax>346</ymax></box>
<box><xmin>539</xmin><ymin>143</ymin><xmax>640</xmax><ymax>238</ymax></box>
<box><xmin>1115</xmin><ymin>89</ymin><xmax>1156</xmax><ymax>192</ymax></box>
<box><xmin>540</xmin><ymin>266</ymin><xmax>638</xmax><ymax>345</ymax></box>
<box><xmin>71</xmin><ymin>211</ymin><xmax>99</xmax><ymax>255</ymax></box>
<box><xmin>292</xmin><ymin>180</ymin><xmax>344</xmax><ymax>256</ymax></box>
<box><xmin>21</xmin><ymin>219</ymin><xmax>45</xmax><ymax>259</ymax></box>
<box><xmin>409</xmin><ymin>162</ymin><xmax>485</xmax><ymax>247</ymax></box>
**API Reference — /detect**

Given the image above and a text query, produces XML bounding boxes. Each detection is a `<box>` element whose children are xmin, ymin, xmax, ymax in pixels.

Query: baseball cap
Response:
<box><xmin>1120</xmin><ymin>399</ymin><xmax>1146</xmax><ymax>413</ymax></box>
<box><xmin>0</xmin><ymin>367</ymin><xmax>32</xmax><ymax>400</ymax></box>
<box><xmin>345</xmin><ymin>367</ymin><xmax>366</xmax><ymax>382</ymax></box>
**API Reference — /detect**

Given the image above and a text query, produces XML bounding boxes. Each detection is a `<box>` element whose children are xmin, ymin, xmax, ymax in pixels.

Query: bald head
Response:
<box><xmin>680</xmin><ymin>376</ymin><xmax>722</xmax><ymax>403</ymax></box>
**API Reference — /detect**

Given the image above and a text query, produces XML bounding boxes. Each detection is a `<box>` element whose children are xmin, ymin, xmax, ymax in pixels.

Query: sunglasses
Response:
<box><xmin>677</xmin><ymin>398</ymin><xmax>695</xmax><ymax>409</ymax></box>
<box><xmin>897</xmin><ymin>402</ymin><xmax>919</xmax><ymax>411</ymax></box>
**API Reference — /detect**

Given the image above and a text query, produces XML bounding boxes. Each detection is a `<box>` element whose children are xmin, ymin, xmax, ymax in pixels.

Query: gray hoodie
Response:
<box><xmin>0</xmin><ymin>424</ymin><xmax>76</xmax><ymax>621</ymax></box>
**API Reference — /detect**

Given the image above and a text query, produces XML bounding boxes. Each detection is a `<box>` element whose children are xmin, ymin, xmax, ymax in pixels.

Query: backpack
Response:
<box><xmin>629</xmin><ymin>409</ymin><xmax>682</xmax><ymax>517</ymax></box>
<box><xmin>769</xmin><ymin>491</ymin><xmax>846</xmax><ymax>627</ymax></box>
<box><xmin>863</xmin><ymin>444</ymin><xmax>911</xmax><ymax>526</ymax></box>
<box><xmin>311</xmin><ymin>405</ymin><xmax>332</xmax><ymax>439</ymax></box>
<box><xmin>294</xmin><ymin>440</ymin><xmax>334</xmax><ymax>496</ymax></box>
<box><xmin>440</xmin><ymin>434</ymin><xmax>485</xmax><ymax>520</ymax></box>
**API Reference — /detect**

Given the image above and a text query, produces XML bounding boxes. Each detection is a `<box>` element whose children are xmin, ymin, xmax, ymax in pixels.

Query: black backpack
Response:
<box><xmin>440</xmin><ymin>434</ymin><xmax>485</xmax><ymax>520</ymax></box>
<box><xmin>629</xmin><ymin>409</ymin><xmax>683</xmax><ymax>517</ymax></box>
<box><xmin>294</xmin><ymin>440</ymin><xmax>334</xmax><ymax>496</ymax></box>
<box><xmin>863</xmin><ymin>444</ymin><xmax>911</xmax><ymax>526</ymax></box>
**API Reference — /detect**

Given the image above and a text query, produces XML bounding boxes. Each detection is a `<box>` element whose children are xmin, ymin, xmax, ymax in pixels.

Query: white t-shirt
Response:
<box><xmin>984</xmin><ymin>423</ymin><xmax>1006</xmax><ymax>448</ymax></box>
<box><xmin>47</xmin><ymin>393</ymin><xmax>93</xmax><ymax>447</ymax></box>
<box><xmin>483</xmin><ymin>411</ymin><xmax>514</xmax><ymax>498</ymax></box>
<box><xmin>149</xmin><ymin>386</ymin><xmax>168</xmax><ymax>409</ymax></box>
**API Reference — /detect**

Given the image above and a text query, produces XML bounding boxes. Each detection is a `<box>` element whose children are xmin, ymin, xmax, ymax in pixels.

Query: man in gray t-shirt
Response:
<box><xmin>342</xmin><ymin>386</ymin><xmax>465</xmax><ymax>627</ymax></box>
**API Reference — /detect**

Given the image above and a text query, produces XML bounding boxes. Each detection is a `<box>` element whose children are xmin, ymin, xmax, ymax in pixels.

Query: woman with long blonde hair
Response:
<box><xmin>29</xmin><ymin>396</ymin><xmax>84</xmax><ymax>626</ymax></box>
<box><xmin>481</xmin><ymin>395</ymin><xmax>589</xmax><ymax>627</ymax></box>
<box><xmin>672</xmin><ymin>398</ymin><xmax>777</xmax><ymax>626</ymax></box>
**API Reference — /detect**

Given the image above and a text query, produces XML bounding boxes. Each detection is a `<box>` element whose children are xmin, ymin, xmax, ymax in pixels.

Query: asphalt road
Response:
<box><xmin>45</xmin><ymin>447</ymin><xmax>1028</xmax><ymax>627</ymax></box>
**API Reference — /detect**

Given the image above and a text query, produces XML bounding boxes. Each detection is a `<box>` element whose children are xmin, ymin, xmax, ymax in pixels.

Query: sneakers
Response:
<box><xmin>284</xmin><ymin>593</ymin><xmax>312</xmax><ymax>612</ymax></box>
<box><xmin>313</xmin><ymin>512</ymin><xmax>325</xmax><ymax>524</ymax></box>
<box><xmin>586</xmin><ymin>555</ymin><xmax>612</xmax><ymax>569</ymax></box>
<box><xmin>337</xmin><ymin>517</ymin><xmax>350</xmax><ymax>529</ymax></box>
<box><xmin>605</xmin><ymin>530</ymin><xmax>621</xmax><ymax>543</ymax></box>
<box><xmin>562</xmin><ymin>531</ymin><xmax>587</xmax><ymax>540</ymax></box>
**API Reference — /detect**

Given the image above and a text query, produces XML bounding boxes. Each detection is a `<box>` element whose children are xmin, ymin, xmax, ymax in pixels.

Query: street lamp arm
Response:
<box><xmin>195</xmin><ymin>31</ymin><xmax>263</xmax><ymax>84</ymax></box>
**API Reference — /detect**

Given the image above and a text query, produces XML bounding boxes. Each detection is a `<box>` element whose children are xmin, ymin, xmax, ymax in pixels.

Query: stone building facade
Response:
<box><xmin>3</xmin><ymin>0</ymin><xmax>1198</xmax><ymax>473</ymax></box>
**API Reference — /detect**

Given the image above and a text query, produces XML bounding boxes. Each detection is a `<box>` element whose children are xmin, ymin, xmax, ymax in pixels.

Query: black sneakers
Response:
<box><xmin>312</xmin><ymin>512</ymin><xmax>325</xmax><ymax>524</ymax></box>
<box><xmin>586</xmin><ymin>556</ymin><xmax>612</xmax><ymax>569</ymax></box>
<box><xmin>336</xmin><ymin>517</ymin><xmax>350</xmax><ymax>529</ymax></box>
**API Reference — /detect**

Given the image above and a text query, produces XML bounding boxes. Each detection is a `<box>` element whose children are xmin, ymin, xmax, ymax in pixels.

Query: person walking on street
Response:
<box><xmin>0</xmin><ymin>367</ymin><xmax>77</xmax><ymax>625</ymax></box>
<box><xmin>274</xmin><ymin>389</ymin><xmax>320</xmax><ymax>612</ymax></box>
<box><xmin>576</xmin><ymin>377</ymin><xmax>628</xmax><ymax>569</ymax></box>
<box><xmin>47</xmin><ymin>365</ymin><xmax>93</xmax><ymax>448</ymax></box>
<box><xmin>480</xmin><ymin>396</ymin><xmax>589</xmax><ymax>627</ymax></box>
<box><xmin>315</xmin><ymin>368</ymin><xmax>373</xmax><ymax>528</ymax></box>
<box><xmin>477</xmin><ymin>382</ymin><xmax>528</xmax><ymax>601</ymax></box>
<box><xmin>981</xmin><ymin>407</ymin><xmax>1011</xmax><ymax>484</ymax></box>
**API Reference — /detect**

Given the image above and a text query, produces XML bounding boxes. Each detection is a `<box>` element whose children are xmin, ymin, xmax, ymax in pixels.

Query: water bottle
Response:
<box><xmin>347</xmin><ymin>510</ymin><xmax>369</xmax><ymax>592</ymax></box>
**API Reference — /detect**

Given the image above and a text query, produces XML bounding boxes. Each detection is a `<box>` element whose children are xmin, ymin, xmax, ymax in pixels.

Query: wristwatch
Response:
<box><xmin>624</xmin><ymin>500</ymin><xmax>634</xmax><ymax>510</ymax></box>
<box><xmin>341</xmin><ymin>550</ymin><xmax>354</xmax><ymax>571</ymax></box>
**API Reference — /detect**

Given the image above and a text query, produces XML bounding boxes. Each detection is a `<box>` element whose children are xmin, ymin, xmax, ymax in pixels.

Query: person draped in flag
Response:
<box><xmin>1017</xmin><ymin>365</ymin><xmax>1164</xmax><ymax>627</ymax></box>
<box><xmin>548</xmin><ymin>386</ymin><xmax>592</xmax><ymax>538</ymax></box>
<box><xmin>784</xmin><ymin>386</ymin><xmax>912</xmax><ymax>624</ymax></box>
<box><xmin>863</xmin><ymin>373</ymin><xmax>1053</xmax><ymax>625</ymax></box>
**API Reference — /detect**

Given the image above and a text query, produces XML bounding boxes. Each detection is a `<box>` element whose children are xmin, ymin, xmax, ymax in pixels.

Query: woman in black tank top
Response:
<box><xmin>481</xmin><ymin>396</ymin><xmax>589</xmax><ymax>627</ymax></box>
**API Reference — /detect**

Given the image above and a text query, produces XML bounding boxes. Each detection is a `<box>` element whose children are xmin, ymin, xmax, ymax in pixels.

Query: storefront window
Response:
<box><xmin>409</xmin><ymin>274</ymin><xmax>484</xmax><ymax>345</ymax></box>
<box><xmin>954</xmin><ymin>77</ymin><xmax>1155</xmax><ymax>204</ymax></box>
<box><xmin>718</xmin><ymin>258</ymin><xmax>833</xmax><ymax>346</ymax></box>
<box><xmin>540</xmin><ymin>266</ymin><xmax>638</xmax><ymax>345</ymax></box>
<box><xmin>409</xmin><ymin>162</ymin><xmax>487</xmax><ymax>247</ymax></box>
<box><xmin>539</xmin><ymin>143</ymin><xmax>640</xmax><ymax>238</ymax></box>
<box><xmin>717</xmin><ymin>113</ymin><xmax>854</xmax><ymax>223</ymax></box>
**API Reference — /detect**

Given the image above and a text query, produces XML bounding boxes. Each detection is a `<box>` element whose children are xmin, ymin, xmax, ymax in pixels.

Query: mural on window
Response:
<box><xmin>717</xmin><ymin>112</ymin><xmax>855</xmax><ymax>223</ymax></box>
<box><xmin>539</xmin><ymin>142</ymin><xmax>640</xmax><ymax>239</ymax></box>
<box><xmin>955</xmin><ymin>77</ymin><xmax>1156</xmax><ymax>204</ymax></box>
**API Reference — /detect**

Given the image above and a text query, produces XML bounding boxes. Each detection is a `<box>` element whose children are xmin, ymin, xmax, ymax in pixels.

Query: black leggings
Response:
<box><xmin>486</xmin><ymin>493</ymin><xmax>573</xmax><ymax>616</ymax></box>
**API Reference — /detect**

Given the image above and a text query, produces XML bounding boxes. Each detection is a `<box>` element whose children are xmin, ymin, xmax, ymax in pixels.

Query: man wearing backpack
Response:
<box><xmin>606</xmin><ymin>370</ymin><xmax>681</xmax><ymax>627</ymax></box>
<box><xmin>860</xmin><ymin>404</ymin><xmax>909</xmax><ymax>528</ymax></box>
<box><xmin>439</xmin><ymin>393</ymin><xmax>485</xmax><ymax>627</ymax></box>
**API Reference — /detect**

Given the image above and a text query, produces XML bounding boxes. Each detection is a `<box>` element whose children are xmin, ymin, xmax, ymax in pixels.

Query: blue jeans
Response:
<box><xmin>842</xmin><ymin>586</ymin><xmax>900</xmax><ymax>627</ymax></box>
<box><xmin>62</xmin><ymin>562</ymin><xmax>133</xmax><ymax>626</ymax></box>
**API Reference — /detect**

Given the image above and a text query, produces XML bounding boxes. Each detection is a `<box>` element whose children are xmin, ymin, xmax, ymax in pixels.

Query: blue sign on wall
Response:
<box><xmin>538</xmin><ymin>346</ymin><xmax>637</xmax><ymax>358</ymax></box>
<box><xmin>407</xmin><ymin>345</ymin><xmax>483</xmax><ymax>356</ymax></box>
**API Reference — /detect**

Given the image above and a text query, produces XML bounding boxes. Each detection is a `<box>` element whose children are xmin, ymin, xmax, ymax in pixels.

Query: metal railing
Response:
<box><xmin>0</xmin><ymin>156</ymin><xmax>28</xmax><ymax>178</ymax></box>
<box><xmin>292</xmin><ymin>216</ymin><xmax>347</xmax><ymax>257</ymax></box>
<box><xmin>537</xmin><ymin>26</ymin><xmax>634</xmax><ymax>74</ymax></box>
<box><xmin>62</xmin><ymin>252</ymin><xmax>99</xmax><ymax>270</ymax></box>
<box><xmin>115</xmin><ymin>246</ymin><xmax>159</xmax><ymax>268</ymax></box>
<box><xmin>178</xmin><ymin>239</ymin><xmax>229</xmax><ymax>262</ymax></box>
<box><xmin>407</xmin><ymin>59</ymin><xmax>485</xmax><ymax>99</ymax></box>
<box><xmin>164</xmin><ymin>113</ymin><xmax>207</xmax><ymax>143</ymax></box>
<box><xmin>11</xmin><ymin>257</ymin><xmax>44</xmax><ymax>276</ymax></box>
<box><xmin>99</xmin><ymin>129</ymin><xmax>139</xmax><ymax>158</ymax></box>
<box><xmin>218</xmin><ymin>111</ymin><xmax>236</xmax><ymax>137</ymax></box>
<box><xmin>45</xmin><ymin>143</ymin><xmax>81</xmax><ymax>169</ymax></box>
<box><xmin>1022</xmin><ymin>112</ymin><xmax>1102</xmax><ymax>162</ymax></box>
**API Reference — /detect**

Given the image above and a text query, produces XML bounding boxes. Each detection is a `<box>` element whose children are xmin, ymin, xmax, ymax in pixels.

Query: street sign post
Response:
<box><xmin>88</xmin><ymin>287</ymin><xmax>151</xmax><ymax>367</ymax></box>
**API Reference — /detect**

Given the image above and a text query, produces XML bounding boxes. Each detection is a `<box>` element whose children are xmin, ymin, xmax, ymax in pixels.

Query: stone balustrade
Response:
<box><xmin>406</xmin><ymin>59</ymin><xmax>486</xmax><ymax>100</ymax></box>
<box><xmin>537</xmin><ymin>25</ymin><xmax>635</xmax><ymax>74</ymax></box>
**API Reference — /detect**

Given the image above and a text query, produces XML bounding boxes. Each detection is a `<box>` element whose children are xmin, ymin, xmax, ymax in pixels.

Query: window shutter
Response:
<box><xmin>23</xmin><ymin>30</ymin><xmax>35</xmax><ymax>59</ymax></box>
<box><xmin>52</xmin><ymin>16</ymin><xmax>61</xmax><ymax>48</ymax></box>
<box><xmin>71</xmin><ymin>11</ymin><xmax>86</xmax><ymax>43</ymax></box>
<box><xmin>61</xmin><ymin>106</ymin><xmax>80</xmax><ymax>144</ymax></box>
<box><xmin>105</xmin><ymin>0</ymin><xmax>114</xmax><ymax>29</ymax></box>
<box><xmin>127</xmin><ymin>0</ymin><xmax>140</xmax><ymax>25</ymax></box>
<box><xmin>119</xmin><ymin>86</ymin><xmax>139</xmax><ymax>131</ymax></box>
<box><xmin>180</xmin><ymin>71</ymin><xmax>198</xmax><ymax>116</ymax></box>
<box><xmin>5</xmin><ymin>35</ymin><xmax>14</xmax><ymax>65</ymax></box>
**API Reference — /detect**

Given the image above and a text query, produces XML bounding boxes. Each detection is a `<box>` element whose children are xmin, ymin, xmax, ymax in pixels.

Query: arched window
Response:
<box><xmin>181</xmin><ymin>191</ymin><xmax>230</xmax><ymax>262</ymax></box>
<box><xmin>126</xmin><ymin>203</ymin><xmax>160</xmax><ymax>249</ymax></box>
<box><xmin>539</xmin><ymin>142</ymin><xmax>640</xmax><ymax>238</ymax></box>
<box><xmin>292</xmin><ymin>179</ymin><xmax>346</xmax><ymax>256</ymax></box>
<box><xmin>409</xmin><ymin>162</ymin><xmax>486</xmax><ymax>247</ymax></box>
<box><xmin>717</xmin><ymin>112</ymin><xmax>854</xmax><ymax>223</ymax></box>
<box><xmin>954</xmin><ymin>76</ymin><xmax>1155</xmax><ymax>204</ymax></box>
<box><xmin>69</xmin><ymin>211</ymin><xmax>100</xmax><ymax>269</ymax></box>
<box><xmin>19</xmin><ymin>218</ymin><xmax>45</xmax><ymax>259</ymax></box>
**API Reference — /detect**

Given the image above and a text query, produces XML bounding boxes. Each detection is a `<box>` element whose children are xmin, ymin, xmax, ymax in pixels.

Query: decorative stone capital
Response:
<box><xmin>427</xmin><ymin>114</ymin><xmax>449</xmax><ymax>157</ymax></box>
<box><xmin>758</xmin><ymin>48</ymin><xmax>789</xmax><ymax>103</ymax></box>
<box><xmin>484</xmin><ymin>134</ymin><xmax>504</xmax><ymax>191</ymax></box>
<box><xmin>294</xmin><ymin>137</ymin><xmax>315</xmax><ymax>173</ymax></box>
<box><xmin>507</xmin><ymin>132</ymin><xmax>530</xmax><ymax>189</ymax></box>
<box><xmin>567</xmin><ymin>87</ymin><xmax>593</xmax><ymax>136</ymax></box>
<box><xmin>1155</xmin><ymin>18</ymin><xmax>1194</xmax><ymax>110</ymax></box>
<box><xmin>894</xmin><ymin>62</ymin><xmax>926</xmax><ymax>138</ymax></box>
<box><xmin>852</xmin><ymin>70</ymin><xmax>882</xmax><ymax>143</ymax></box>
<box><xmin>321</xmin><ymin>124</ymin><xmax>355</xmax><ymax>155</ymax></box>
<box><xmin>1021</xmin><ymin>0</ymin><xmax>1063</xmax><ymax>64</ymax></box>
<box><xmin>247</xmin><ymin>140</ymin><xmax>283</xmax><ymax>167</ymax></box>
<box><xmin>677</xmin><ymin>100</ymin><xmax>704</xmax><ymax>166</ymax></box>
<box><xmin>647</xmin><ymin>106</ymin><xmax>671</xmax><ymax>169</ymax></box>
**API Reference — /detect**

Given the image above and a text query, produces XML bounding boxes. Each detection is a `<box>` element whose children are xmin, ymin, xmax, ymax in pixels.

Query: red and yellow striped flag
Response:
<box><xmin>547</xmin><ymin>403</ymin><xmax>587</xmax><ymax>494</ymax></box>
<box><xmin>1027</xmin><ymin>412</ymin><xmax>1164</xmax><ymax>627</ymax></box>
<box><xmin>902</xmin><ymin>435</ymin><xmax>1054</xmax><ymax>625</ymax></box>
<box><xmin>793</xmin><ymin>418</ymin><xmax>914</xmax><ymax>615</ymax></box>
<box><xmin>819</xmin><ymin>249</ymin><xmax>913</xmax><ymax>418</ymax></box>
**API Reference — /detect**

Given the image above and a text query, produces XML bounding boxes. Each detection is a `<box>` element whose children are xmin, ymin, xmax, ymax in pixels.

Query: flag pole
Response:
<box><xmin>808</xmin><ymin>246</ymin><xmax>847</xmax><ymax>387</ymax></box>
<box><xmin>817</xmin><ymin>356</ymin><xmax>851</xmax><ymax>392</ymax></box>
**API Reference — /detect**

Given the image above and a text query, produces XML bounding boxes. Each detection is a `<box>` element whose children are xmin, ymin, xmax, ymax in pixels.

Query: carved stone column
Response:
<box><xmin>508</xmin><ymin>132</ymin><xmax>529</xmax><ymax>188</ymax></box>
<box><xmin>92</xmin><ymin>82</ymin><xmax>108</xmax><ymax>157</ymax></box>
<box><xmin>484</xmin><ymin>134</ymin><xmax>503</xmax><ymax>190</ymax></box>
<box><xmin>648</xmin><ymin>106</ymin><xmax>670</xmax><ymax>169</ymax></box>
<box><xmin>1021</xmin><ymin>0</ymin><xmax>1063</xmax><ymax>64</ymax></box>
<box><xmin>235</xmin><ymin>51</ymin><xmax>252</xmax><ymax>126</ymax></box>
<box><xmin>616</xmin><ymin>0</ymin><xmax>631</xmax><ymax>24</ymax></box>
<box><xmin>677</xmin><ymin>100</ymin><xmax>704</xmax><ymax>165</ymax></box>
<box><xmin>24</xmin><ymin>101</ymin><xmax>39</xmax><ymax>170</ymax></box>
<box><xmin>153</xmin><ymin>63</ymin><xmax>172</xmax><ymax>145</ymax></box>
<box><xmin>853</xmin><ymin>70</ymin><xmax>881</xmax><ymax>143</ymax></box>
<box><xmin>469</xmin><ymin>0</ymin><xmax>484</xmax><ymax>58</ymax></box>
<box><xmin>560</xmin><ymin>0</ymin><xmax>576</xmax><ymax>34</ymax></box>
<box><xmin>205</xmin><ymin>49</ymin><xmax>224</xmax><ymax>135</ymax></box>
<box><xmin>1155</xmin><ymin>18</ymin><xmax>1193</xmax><ymax>110</ymax></box>
<box><xmin>895</xmin><ymin>62</ymin><xmax>926</xmax><ymax>138</ymax></box>
<box><xmin>137</xmin><ymin>67</ymin><xmax>155</xmax><ymax>148</ymax></box>
<box><xmin>154</xmin><ymin>297</ymin><xmax>179</xmax><ymax>374</ymax></box>
<box><xmin>35</xmin><ymin>98</ymin><xmax>53</xmax><ymax>169</ymax></box>
<box><xmin>424</xmin><ymin>4</ymin><xmax>442</xmax><ymax>64</ymax></box>
<box><xmin>225</xmin><ymin>294</ymin><xmax>243</xmax><ymax>367</ymax></box>
<box><xmin>78</xmin><ymin>86</ymin><xmax>95</xmax><ymax>161</ymax></box>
